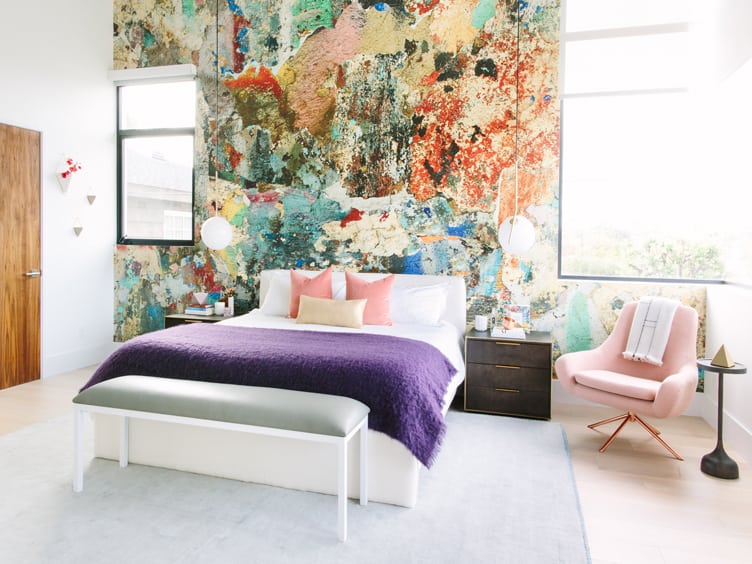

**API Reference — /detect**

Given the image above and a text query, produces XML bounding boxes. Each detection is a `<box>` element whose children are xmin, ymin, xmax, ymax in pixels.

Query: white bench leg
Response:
<box><xmin>73</xmin><ymin>408</ymin><xmax>84</xmax><ymax>493</ymax></box>
<box><xmin>119</xmin><ymin>416</ymin><xmax>129</xmax><ymax>468</ymax></box>
<box><xmin>360</xmin><ymin>418</ymin><xmax>368</xmax><ymax>506</ymax></box>
<box><xmin>75</xmin><ymin>405</ymin><xmax>366</xmax><ymax>542</ymax></box>
<box><xmin>338</xmin><ymin>439</ymin><xmax>347</xmax><ymax>542</ymax></box>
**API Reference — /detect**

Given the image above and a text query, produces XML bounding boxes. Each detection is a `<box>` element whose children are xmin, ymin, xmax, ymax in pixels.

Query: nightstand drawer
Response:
<box><xmin>164</xmin><ymin>314</ymin><xmax>226</xmax><ymax>328</ymax></box>
<box><xmin>466</xmin><ymin>363</ymin><xmax>550</xmax><ymax>392</ymax></box>
<box><xmin>466</xmin><ymin>339</ymin><xmax>549</xmax><ymax>368</ymax></box>
<box><xmin>465</xmin><ymin>387</ymin><xmax>550</xmax><ymax>419</ymax></box>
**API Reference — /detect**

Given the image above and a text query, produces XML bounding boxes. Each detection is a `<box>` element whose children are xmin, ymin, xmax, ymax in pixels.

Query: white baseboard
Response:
<box><xmin>551</xmin><ymin>380</ymin><xmax>752</xmax><ymax>464</ymax></box>
<box><xmin>42</xmin><ymin>342</ymin><xmax>119</xmax><ymax>378</ymax></box>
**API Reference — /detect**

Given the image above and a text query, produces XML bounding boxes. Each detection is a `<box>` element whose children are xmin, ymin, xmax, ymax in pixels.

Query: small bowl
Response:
<box><xmin>193</xmin><ymin>292</ymin><xmax>208</xmax><ymax>305</ymax></box>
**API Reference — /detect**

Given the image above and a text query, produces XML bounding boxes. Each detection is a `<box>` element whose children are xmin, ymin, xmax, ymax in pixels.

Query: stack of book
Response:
<box><xmin>185</xmin><ymin>303</ymin><xmax>214</xmax><ymax>316</ymax></box>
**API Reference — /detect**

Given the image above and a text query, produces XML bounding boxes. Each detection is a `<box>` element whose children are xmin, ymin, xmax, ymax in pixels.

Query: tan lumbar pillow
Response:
<box><xmin>295</xmin><ymin>295</ymin><xmax>366</xmax><ymax>328</ymax></box>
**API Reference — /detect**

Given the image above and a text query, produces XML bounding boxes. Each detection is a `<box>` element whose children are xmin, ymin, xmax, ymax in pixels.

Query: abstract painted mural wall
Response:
<box><xmin>112</xmin><ymin>0</ymin><xmax>705</xmax><ymax>372</ymax></box>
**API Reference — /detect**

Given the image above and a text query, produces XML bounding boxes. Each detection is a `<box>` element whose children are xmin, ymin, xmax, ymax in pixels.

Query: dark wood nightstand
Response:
<box><xmin>164</xmin><ymin>313</ymin><xmax>227</xmax><ymax>328</ymax></box>
<box><xmin>464</xmin><ymin>329</ymin><xmax>552</xmax><ymax>419</ymax></box>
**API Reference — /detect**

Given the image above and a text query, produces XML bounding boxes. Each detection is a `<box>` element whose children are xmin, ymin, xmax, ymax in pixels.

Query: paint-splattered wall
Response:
<box><xmin>112</xmin><ymin>0</ymin><xmax>706</xmax><ymax>375</ymax></box>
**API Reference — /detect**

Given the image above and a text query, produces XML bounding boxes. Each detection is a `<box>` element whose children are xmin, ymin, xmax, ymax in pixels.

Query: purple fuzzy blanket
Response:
<box><xmin>82</xmin><ymin>324</ymin><xmax>458</xmax><ymax>467</ymax></box>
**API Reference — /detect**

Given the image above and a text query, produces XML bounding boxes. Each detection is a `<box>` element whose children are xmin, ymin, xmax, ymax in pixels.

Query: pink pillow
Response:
<box><xmin>345</xmin><ymin>271</ymin><xmax>394</xmax><ymax>325</ymax></box>
<box><xmin>289</xmin><ymin>267</ymin><xmax>333</xmax><ymax>318</ymax></box>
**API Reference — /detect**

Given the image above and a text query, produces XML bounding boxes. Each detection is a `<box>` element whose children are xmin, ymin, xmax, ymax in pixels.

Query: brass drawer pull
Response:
<box><xmin>495</xmin><ymin>388</ymin><xmax>520</xmax><ymax>393</ymax></box>
<box><xmin>495</xmin><ymin>342</ymin><xmax>520</xmax><ymax>346</ymax></box>
<box><xmin>495</xmin><ymin>364</ymin><xmax>520</xmax><ymax>370</ymax></box>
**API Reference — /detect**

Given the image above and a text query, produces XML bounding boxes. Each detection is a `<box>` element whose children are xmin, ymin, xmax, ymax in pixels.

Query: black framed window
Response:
<box><xmin>117</xmin><ymin>79</ymin><xmax>196</xmax><ymax>245</ymax></box>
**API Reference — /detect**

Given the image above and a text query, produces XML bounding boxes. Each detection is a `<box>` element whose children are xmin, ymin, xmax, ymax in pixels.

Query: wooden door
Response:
<box><xmin>0</xmin><ymin>123</ymin><xmax>41</xmax><ymax>389</ymax></box>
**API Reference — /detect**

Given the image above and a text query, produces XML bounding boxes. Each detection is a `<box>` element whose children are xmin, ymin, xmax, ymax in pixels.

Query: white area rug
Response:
<box><xmin>0</xmin><ymin>409</ymin><xmax>590</xmax><ymax>563</ymax></box>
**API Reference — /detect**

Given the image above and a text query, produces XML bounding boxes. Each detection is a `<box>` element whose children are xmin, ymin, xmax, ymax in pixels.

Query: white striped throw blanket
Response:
<box><xmin>622</xmin><ymin>297</ymin><xmax>680</xmax><ymax>366</ymax></box>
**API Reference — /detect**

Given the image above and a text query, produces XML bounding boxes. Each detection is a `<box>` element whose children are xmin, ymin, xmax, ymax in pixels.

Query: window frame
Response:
<box><xmin>113</xmin><ymin>67</ymin><xmax>197</xmax><ymax>246</ymax></box>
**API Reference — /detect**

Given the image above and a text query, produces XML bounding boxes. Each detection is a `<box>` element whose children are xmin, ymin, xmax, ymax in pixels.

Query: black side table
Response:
<box><xmin>697</xmin><ymin>358</ymin><xmax>747</xmax><ymax>479</ymax></box>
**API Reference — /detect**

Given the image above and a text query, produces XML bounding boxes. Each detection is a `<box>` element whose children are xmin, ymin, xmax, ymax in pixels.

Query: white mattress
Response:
<box><xmin>220</xmin><ymin>310</ymin><xmax>466</xmax><ymax>414</ymax></box>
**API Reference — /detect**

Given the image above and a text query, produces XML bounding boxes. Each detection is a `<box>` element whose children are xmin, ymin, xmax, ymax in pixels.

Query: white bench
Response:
<box><xmin>72</xmin><ymin>375</ymin><xmax>369</xmax><ymax>541</ymax></box>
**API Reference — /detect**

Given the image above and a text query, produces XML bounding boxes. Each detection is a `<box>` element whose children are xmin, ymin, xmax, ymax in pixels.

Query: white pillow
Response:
<box><xmin>259</xmin><ymin>269</ymin><xmax>347</xmax><ymax>316</ymax></box>
<box><xmin>259</xmin><ymin>271</ymin><xmax>291</xmax><ymax>316</ymax></box>
<box><xmin>332</xmin><ymin>270</ymin><xmax>347</xmax><ymax>300</ymax></box>
<box><xmin>390</xmin><ymin>283</ymin><xmax>450</xmax><ymax>326</ymax></box>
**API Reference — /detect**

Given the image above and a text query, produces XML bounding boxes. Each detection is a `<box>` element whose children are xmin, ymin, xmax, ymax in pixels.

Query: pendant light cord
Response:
<box><xmin>513</xmin><ymin>2</ymin><xmax>521</xmax><ymax>221</ymax></box>
<box><xmin>496</xmin><ymin>4</ymin><xmax>522</xmax><ymax>233</ymax></box>
<box><xmin>214</xmin><ymin>0</ymin><xmax>220</xmax><ymax>217</ymax></box>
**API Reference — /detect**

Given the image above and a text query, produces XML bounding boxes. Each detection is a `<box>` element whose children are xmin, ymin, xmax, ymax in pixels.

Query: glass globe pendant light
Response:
<box><xmin>201</xmin><ymin>207</ymin><xmax>233</xmax><ymax>250</ymax></box>
<box><xmin>498</xmin><ymin>213</ymin><xmax>535</xmax><ymax>255</ymax></box>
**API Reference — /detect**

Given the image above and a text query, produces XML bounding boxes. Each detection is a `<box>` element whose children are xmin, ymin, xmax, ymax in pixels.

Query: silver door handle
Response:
<box><xmin>24</xmin><ymin>270</ymin><xmax>41</xmax><ymax>278</ymax></box>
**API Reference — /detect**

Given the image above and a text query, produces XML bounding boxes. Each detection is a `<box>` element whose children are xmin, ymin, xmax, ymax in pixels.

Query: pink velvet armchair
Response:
<box><xmin>555</xmin><ymin>301</ymin><xmax>699</xmax><ymax>460</ymax></box>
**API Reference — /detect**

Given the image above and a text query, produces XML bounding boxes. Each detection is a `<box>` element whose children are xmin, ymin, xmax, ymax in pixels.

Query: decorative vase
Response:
<box><xmin>56</xmin><ymin>157</ymin><xmax>82</xmax><ymax>192</ymax></box>
<box><xmin>227</xmin><ymin>296</ymin><xmax>234</xmax><ymax>317</ymax></box>
<box><xmin>57</xmin><ymin>174</ymin><xmax>72</xmax><ymax>193</ymax></box>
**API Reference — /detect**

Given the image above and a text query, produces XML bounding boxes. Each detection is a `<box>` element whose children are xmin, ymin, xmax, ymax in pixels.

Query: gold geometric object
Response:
<box><xmin>87</xmin><ymin>193</ymin><xmax>96</xmax><ymax>205</ymax></box>
<box><xmin>73</xmin><ymin>226</ymin><xmax>83</xmax><ymax>236</ymax></box>
<box><xmin>711</xmin><ymin>345</ymin><xmax>734</xmax><ymax>368</ymax></box>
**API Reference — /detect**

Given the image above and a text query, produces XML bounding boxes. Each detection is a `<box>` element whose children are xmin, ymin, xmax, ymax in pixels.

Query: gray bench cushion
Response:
<box><xmin>73</xmin><ymin>375</ymin><xmax>370</xmax><ymax>437</ymax></box>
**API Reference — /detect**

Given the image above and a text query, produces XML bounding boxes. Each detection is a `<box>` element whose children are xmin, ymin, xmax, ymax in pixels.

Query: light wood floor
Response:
<box><xmin>552</xmin><ymin>402</ymin><xmax>751</xmax><ymax>564</ymax></box>
<box><xmin>1</xmin><ymin>370</ymin><xmax>750</xmax><ymax>563</ymax></box>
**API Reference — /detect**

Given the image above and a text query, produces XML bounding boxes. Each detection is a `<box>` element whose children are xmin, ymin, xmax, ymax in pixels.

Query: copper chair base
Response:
<box><xmin>588</xmin><ymin>411</ymin><xmax>683</xmax><ymax>460</ymax></box>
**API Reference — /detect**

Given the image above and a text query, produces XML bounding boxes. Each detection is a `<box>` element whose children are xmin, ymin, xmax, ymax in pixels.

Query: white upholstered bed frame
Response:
<box><xmin>92</xmin><ymin>271</ymin><xmax>466</xmax><ymax>507</ymax></box>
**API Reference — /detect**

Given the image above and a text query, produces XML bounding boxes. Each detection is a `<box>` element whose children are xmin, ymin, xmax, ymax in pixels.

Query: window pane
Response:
<box><xmin>120</xmin><ymin>81</ymin><xmax>196</xmax><ymax>129</ymax></box>
<box><xmin>560</xmin><ymin>93</ymin><xmax>725</xmax><ymax>280</ymax></box>
<box><xmin>163</xmin><ymin>210</ymin><xmax>192</xmax><ymax>240</ymax></box>
<box><xmin>565</xmin><ymin>0</ymin><xmax>690</xmax><ymax>32</ymax></box>
<box><xmin>564</xmin><ymin>32</ymin><xmax>689</xmax><ymax>93</ymax></box>
<box><xmin>121</xmin><ymin>136</ymin><xmax>194</xmax><ymax>241</ymax></box>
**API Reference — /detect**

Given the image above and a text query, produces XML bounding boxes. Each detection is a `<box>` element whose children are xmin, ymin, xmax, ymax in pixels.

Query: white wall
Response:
<box><xmin>710</xmin><ymin>0</ymin><xmax>752</xmax><ymax>83</ymax></box>
<box><xmin>705</xmin><ymin>286</ymin><xmax>752</xmax><ymax>464</ymax></box>
<box><xmin>0</xmin><ymin>1</ymin><xmax>118</xmax><ymax>376</ymax></box>
<box><xmin>700</xmin><ymin>0</ymin><xmax>752</xmax><ymax>463</ymax></box>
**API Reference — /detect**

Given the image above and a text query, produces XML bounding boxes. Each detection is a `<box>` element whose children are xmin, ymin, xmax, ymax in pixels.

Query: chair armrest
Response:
<box><xmin>653</xmin><ymin>364</ymin><xmax>699</xmax><ymax>418</ymax></box>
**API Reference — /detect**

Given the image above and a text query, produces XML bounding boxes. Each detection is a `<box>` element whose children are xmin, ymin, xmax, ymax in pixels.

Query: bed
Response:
<box><xmin>87</xmin><ymin>269</ymin><xmax>466</xmax><ymax>507</ymax></box>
